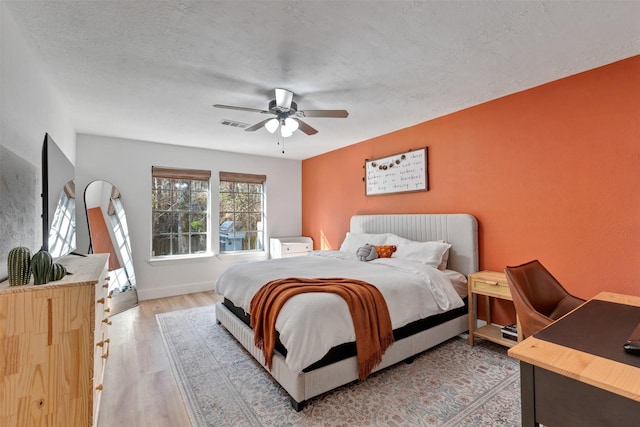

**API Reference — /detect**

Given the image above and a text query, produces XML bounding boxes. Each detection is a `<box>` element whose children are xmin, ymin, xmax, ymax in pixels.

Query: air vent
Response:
<box><xmin>219</xmin><ymin>119</ymin><xmax>250</xmax><ymax>129</ymax></box>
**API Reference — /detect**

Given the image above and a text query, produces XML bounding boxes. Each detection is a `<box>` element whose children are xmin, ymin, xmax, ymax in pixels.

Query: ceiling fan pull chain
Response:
<box><xmin>275</xmin><ymin>134</ymin><xmax>285</xmax><ymax>154</ymax></box>
<box><xmin>279</xmin><ymin>135</ymin><xmax>285</xmax><ymax>154</ymax></box>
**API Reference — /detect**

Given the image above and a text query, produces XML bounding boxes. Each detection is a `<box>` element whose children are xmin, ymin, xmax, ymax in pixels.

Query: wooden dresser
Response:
<box><xmin>0</xmin><ymin>253</ymin><xmax>111</xmax><ymax>426</ymax></box>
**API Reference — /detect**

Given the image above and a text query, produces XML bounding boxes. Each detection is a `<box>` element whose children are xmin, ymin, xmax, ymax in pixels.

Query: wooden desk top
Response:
<box><xmin>508</xmin><ymin>292</ymin><xmax>640</xmax><ymax>402</ymax></box>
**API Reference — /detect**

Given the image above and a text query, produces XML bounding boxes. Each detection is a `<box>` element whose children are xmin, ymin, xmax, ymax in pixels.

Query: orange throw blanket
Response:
<box><xmin>249</xmin><ymin>277</ymin><xmax>394</xmax><ymax>380</ymax></box>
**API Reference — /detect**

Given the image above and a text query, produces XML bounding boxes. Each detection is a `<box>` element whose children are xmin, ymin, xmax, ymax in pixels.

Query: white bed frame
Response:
<box><xmin>215</xmin><ymin>213</ymin><xmax>479</xmax><ymax>410</ymax></box>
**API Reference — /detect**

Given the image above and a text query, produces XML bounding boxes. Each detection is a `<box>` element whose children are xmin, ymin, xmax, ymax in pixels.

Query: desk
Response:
<box><xmin>508</xmin><ymin>292</ymin><xmax>640</xmax><ymax>427</ymax></box>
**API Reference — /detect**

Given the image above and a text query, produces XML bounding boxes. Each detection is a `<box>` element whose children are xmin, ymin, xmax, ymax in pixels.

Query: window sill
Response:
<box><xmin>147</xmin><ymin>253</ymin><xmax>215</xmax><ymax>265</ymax></box>
<box><xmin>147</xmin><ymin>251</ymin><xmax>269</xmax><ymax>265</ymax></box>
<box><xmin>216</xmin><ymin>251</ymin><xmax>268</xmax><ymax>262</ymax></box>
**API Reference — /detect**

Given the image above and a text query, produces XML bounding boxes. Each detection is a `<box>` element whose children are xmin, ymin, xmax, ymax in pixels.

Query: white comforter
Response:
<box><xmin>215</xmin><ymin>250</ymin><xmax>464</xmax><ymax>372</ymax></box>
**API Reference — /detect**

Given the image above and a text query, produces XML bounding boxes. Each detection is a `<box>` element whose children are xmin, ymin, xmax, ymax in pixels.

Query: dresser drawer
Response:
<box><xmin>281</xmin><ymin>242</ymin><xmax>312</xmax><ymax>254</ymax></box>
<box><xmin>270</xmin><ymin>237</ymin><xmax>313</xmax><ymax>259</ymax></box>
<box><xmin>470</xmin><ymin>275</ymin><xmax>511</xmax><ymax>298</ymax></box>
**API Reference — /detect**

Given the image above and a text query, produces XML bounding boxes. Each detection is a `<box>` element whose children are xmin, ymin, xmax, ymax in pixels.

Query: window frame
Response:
<box><xmin>151</xmin><ymin>166</ymin><xmax>211</xmax><ymax>259</ymax></box>
<box><xmin>218</xmin><ymin>171</ymin><xmax>266</xmax><ymax>254</ymax></box>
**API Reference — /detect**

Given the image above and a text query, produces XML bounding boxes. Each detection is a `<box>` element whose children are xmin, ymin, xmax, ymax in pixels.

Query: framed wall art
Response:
<box><xmin>364</xmin><ymin>147</ymin><xmax>428</xmax><ymax>196</ymax></box>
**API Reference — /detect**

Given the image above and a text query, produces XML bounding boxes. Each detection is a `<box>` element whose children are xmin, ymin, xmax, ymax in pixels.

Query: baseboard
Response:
<box><xmin>137</xmin><ymin>280</ymin><xmax>215</xmax><ymax>300</ymax></box>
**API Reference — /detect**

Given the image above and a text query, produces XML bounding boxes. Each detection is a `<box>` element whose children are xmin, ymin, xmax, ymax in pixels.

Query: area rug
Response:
<box><xmin>157</xmin><ymin>306</ymin><xmax>521</xmax><ymax>427</ymax></box>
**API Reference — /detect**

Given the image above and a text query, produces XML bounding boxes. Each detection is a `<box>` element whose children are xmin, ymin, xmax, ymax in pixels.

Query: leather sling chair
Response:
<box><xmin>505</xmin><ymin>260</ymin><xmax>585</xmax><ymax>338</ymax></box>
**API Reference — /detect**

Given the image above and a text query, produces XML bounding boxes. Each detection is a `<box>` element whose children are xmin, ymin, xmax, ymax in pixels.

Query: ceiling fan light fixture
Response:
<box><xmin>284</xmin><ymin>117</ymin><xmax>299</xmax><ymax>132</ymax></box>
<box><xmin>265</xmin><ymin>118</ymin><xmax>279</xmax><ymax>133</ymax></box>
<box><xmin>278</xmin><ymin>117</ymin><xmax>299</xmax><ymax>138</ymax></box>
<box><xmin>280</xmin><ymin>126</ymin><xmax>293</xmax><ymax>138</ymax></box>
<box><xmin>215</xmin><ymin>88</ymin><xmax>347</xmax><ymax>138</ymax></box>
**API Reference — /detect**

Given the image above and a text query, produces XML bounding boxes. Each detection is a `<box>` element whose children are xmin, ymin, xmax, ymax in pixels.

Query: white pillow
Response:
<box><xmin>386</xmin><ymin>234</ymin><xmax>446</xmax><ymax>248</ymax></box>
<box><xmin>442</xmin><ymin>269</ymin><xmax>468</xmax><ymax>297</ymax></box>
<box><xmin>386</xmin><ymin>234</ymin><xmax>451</xmax><ymax>269</ymax></box>
<box><xmin>385</xmin><ymin>234</ymin><xmax>415</xmax><ymax>247</ymax></box>
<box><xmin>339</xmin><ymin>232</ymin><xmax>389</xmax><ymax>254</ymax></box>
<box><xmin>439</xmin><ymin>248</ymin><xmax>451</xmax><ymax>270</ymax></box>
<box><xmin>393</xmin><ymin>240</ymin><xmax>452</xmax><ymax>269</ymax></box>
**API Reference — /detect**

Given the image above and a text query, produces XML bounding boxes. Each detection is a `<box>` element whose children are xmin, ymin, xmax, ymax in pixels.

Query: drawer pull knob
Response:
<box><xmin>96</xmin><ymin>339</ymin><xmax>110</xmax><ymax>348</ymax></box>
<box><xmin>102</xmin><ymin>319</ymin><xmax>112</xmax><ymax>325</ymax></box>
<box><xmin>101</xmin><ymin>352</ymin><xmax>109</xmax><ymax>359</ymax></box>
<box><xmin>102</xmin><ymin>284</ymin><xmax>108</xmax><ymax>289</ymax></box>
<box><xmin>104</xmin><ymin>308</ymin><xmax>111</xmax><ymax>313</ymax></box>
<box><xmin>96</xmin><ymin>384</ymin><xmax>103</xmax><ymax>391</ymax></box>
<box><xmin>97</xmin><ymin>298</ymin><xmax>105</xmax><ymax>304</ymax></box>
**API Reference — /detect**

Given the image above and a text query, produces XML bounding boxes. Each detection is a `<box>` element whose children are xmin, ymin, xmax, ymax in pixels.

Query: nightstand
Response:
<box><xmin>269</xmin><ymin>236</ymin><xmax>313</xmax><ymax>258</ymax></box>
<box><xmin>468</xmin><ymin>270</ymin><xmax>523</xmax><ymax>347</ymax></box>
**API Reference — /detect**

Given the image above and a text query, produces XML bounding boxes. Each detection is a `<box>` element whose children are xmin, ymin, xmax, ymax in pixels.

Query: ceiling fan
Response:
<box><xmin>214</xmin><ymin>88</ymin><xmax>348</xmax><ymax>137</ymax></box>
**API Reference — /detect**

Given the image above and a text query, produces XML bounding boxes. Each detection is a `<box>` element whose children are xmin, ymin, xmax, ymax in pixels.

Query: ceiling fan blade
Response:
<box><xmin>297</xmin><ymin>109</ymin><xmax>349</xmax><ymax>118</ymax></box>
<box><xmin>245</xmin><ymin>118</ymin><xmax>273</xmax><ymax>132</ymax></box>
<box><xmin>213</xmin><ymin>104</ymin><xmax>270</xmax><ymax>114</ymax></box>
<box><xmin>275</xmin><ymin>88</ymin><xmax>293</xmax><ymax>109</ymax></box>
<box><xmin>295</xmin><ymin>119</ymin><xmax>318</xmax><ymax>135</ymax></box>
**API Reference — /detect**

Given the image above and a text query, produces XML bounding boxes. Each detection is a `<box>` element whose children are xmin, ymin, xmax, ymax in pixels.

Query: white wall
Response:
<box><xmin>75</xmin><ymin>134</ymin><xmax>302</xmax><ymax>300</ymax></box>
<box><xmin>0</xmin><ymin>3</ymin><xmax>75</xmax><ymax>279</ymax></box>
<box><xmin>2</xmin><ymin>2</ymin><xmax>303</xmax><ymax>295</ymax></box>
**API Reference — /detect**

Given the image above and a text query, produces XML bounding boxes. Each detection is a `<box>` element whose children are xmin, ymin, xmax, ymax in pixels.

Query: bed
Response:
<box><xmin>214</xmin><ymin>213</ymin><xmax>478</xmax><ymax>410</ymax></box>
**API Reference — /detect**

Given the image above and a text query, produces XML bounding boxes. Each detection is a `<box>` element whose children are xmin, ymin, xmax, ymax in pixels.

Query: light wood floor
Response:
<box><xmin>97</xmin><ymin>291</ymin><xmax>222</xmax><ymax>427</ymax></box>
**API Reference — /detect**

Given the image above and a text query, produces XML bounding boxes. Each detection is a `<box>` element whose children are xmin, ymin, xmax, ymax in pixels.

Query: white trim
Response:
<box><xmin>137</xmin><ymin>279</ymin><xmax>215</xmax><ymax>301</ymax></box>
<box><xmin>147</xmin><ymin>253</ymin><xmax>215</xmax><ymax>264</ymax></box>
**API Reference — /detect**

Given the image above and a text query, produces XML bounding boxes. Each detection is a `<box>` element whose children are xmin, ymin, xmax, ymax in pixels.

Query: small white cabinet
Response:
<box><xmin>270</xmin><ymin>236</ymin><xmax>313</xmax><ymax>258</ymax></box>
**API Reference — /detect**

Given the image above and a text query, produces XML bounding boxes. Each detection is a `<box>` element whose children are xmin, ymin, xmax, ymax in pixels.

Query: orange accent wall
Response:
<box><xmin>302</xmin><ymin>56</ymin><xmax>640</xmax><ymax>313</ymax></box>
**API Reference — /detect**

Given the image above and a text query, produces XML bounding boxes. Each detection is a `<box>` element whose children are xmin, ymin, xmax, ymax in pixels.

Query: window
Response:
<box><xmin>152</xmin><ymin>167</ymin><xmax>210</xmax><ymax>257</ymax></box>
<box><xmin>219</xmin><ymin>172</ymin><xmax>266</xmax><ymax>253</ymax></box>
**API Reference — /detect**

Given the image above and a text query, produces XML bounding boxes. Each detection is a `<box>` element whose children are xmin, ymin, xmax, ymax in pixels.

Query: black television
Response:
<box><xmin>41</xmin><ymin>133</ymin><xmax>77</xmax><ymax>258</ymax></box>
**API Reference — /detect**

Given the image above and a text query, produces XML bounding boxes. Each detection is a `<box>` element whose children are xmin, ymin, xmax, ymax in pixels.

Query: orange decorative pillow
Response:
<box><xmin>375</xmin><ymin>245</ymin><xmax>397</xmax><ymax>258</ymax></box>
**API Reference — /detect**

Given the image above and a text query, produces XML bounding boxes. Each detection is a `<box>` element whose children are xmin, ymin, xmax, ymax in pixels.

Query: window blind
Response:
<box><xmin>64</xmin><ymin>181</ymin><xmax>75</xmax><ymax>199</ymax></box>
<box><xmin>152</xmin><ymin>166</ymin><xmax>211</xmax><ymax>181</ymax></box>
<box><xmin>110</xmin><ymin>186</ymin><xmax>120</xmax><ymax>200</ymax></box>
<box><xmin>219</xmin><ymin>171</ymin><xmax>266</xmax><ymax>184</ymax></box>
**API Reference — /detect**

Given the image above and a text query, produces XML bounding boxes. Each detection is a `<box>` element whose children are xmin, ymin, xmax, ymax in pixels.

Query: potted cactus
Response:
<box><xmin>7</xmin><ymin>246</ymin><xmax>32</xmax><ymax>286</ymax></box>
<box><xmin>31</xmin><ymin>249</ymin><xmax>53</xmax><ymax>285</ymax></box>
<box><xmin>49</xmin><ymin>262</ymin><xmax>67</xmax><ymax>281</ymax></box>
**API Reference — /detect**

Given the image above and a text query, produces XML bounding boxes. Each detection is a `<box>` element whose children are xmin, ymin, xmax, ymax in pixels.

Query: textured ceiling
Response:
<box><xmin>5</xmin><ymin>1</ymin><xmax>640</xmax><ymax>160</ymax></box>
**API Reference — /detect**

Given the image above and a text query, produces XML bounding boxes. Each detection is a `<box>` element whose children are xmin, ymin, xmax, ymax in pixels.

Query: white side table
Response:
<box><xmin>270</xmin><ymin>236</ymin><xmax>313</xmax><ymax>258</ymax></box>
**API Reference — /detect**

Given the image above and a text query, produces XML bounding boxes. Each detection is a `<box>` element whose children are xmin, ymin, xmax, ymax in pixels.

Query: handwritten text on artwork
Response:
<box><xmin>365</xmin><ymin>147</ymin><xmax>428</xmax><ymax>196</ymax></box>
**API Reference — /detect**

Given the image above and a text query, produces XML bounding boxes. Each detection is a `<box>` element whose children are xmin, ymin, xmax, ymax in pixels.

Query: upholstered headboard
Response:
<box><xmin>350</xmin><ymin>214</ymin><xmax>479</xmax><ymax>277</ymax></box>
